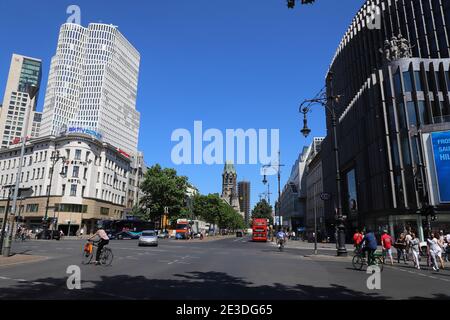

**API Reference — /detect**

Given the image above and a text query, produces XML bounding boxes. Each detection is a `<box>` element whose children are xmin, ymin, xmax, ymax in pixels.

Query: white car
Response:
<box><xmin>138</xmin><ymin>230</ymin><xmax>158</xmax><ymax>247</ymax></box>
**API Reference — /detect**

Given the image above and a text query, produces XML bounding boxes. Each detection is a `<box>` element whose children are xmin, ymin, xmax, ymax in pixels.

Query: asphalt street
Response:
<box><xmin>0</xmin><ymin>236</ymin><xmax>449</xmax><ymax>300</ymax></box>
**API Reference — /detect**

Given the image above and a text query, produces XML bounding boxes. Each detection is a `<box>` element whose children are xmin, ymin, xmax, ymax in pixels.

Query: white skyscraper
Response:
<box><xmin>41</xmin><ymin>23</ymin><xmax>141</xmax><ymax>154</ymax></box>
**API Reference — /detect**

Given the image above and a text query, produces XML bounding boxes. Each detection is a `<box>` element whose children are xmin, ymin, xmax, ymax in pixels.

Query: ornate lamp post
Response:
<box><xmin>42</xmin><ymin>151</ymin><xmax>66</xmax><ymax>237</ymax></box>
<box><xmin>298</xmin><ymin>71</ymin><xmax>347</xmax><ymax>256</ymax></box>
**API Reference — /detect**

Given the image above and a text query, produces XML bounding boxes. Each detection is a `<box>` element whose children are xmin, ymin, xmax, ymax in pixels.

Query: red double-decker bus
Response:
<box><xmin>252</xmin><ymin>218</ymin><xmax>268</xmax><ymax>242</ymax></box>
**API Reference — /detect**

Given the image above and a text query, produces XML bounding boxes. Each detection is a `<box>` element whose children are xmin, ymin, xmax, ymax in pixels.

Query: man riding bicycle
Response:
<box><xmin>276</xmin><ymin>229</ymin><xmax>287</xmax><ymax>248</ymax></box>
<box><xmin>88</xmin><ymin>224</ymin><xmax>110</xmax><ymax>265</ymax></box>
<box><xmin>361</xmin><ymin>229</ymin><xmax>378</xmax><ymax>265</ymax></box>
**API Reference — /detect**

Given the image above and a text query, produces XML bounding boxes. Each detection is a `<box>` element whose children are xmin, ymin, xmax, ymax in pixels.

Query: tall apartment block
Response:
<box><xmin>238</xmin><ymin>181</ymin><xmax>251</xmax><ymax>225</ymax></box>
<box><xmin>41</xmin><ymin>23</ymin><xmax>141</xmax><ymax>154</ymax></box>
<box><xmin>0</xmin><ymin>54</ymin><xmax>42</xmax><ymax>149</ymax></box>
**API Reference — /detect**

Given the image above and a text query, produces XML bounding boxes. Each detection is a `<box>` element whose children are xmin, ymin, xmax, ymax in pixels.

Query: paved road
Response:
<box><xmin>0</xmin><ymin>237</ymin><xmax>449</xmax><ymax>300</ymax></box>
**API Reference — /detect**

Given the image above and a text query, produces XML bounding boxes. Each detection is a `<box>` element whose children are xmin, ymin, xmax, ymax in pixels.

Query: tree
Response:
<box><xmin>192</xmin><ymin>194</ymin><xmax>223</xmax><ymax>225</ymax></box>
<box><xmin>139</xmin><ymin>164</ymin><xmax>189</xmax><ymax>224</ymax></box>
<box><xmin>192</xmin><ymin>194</ymin><xmax>245</xmax><ymax>231</ymax></box>
<box><xmin>251</xmin><ymin>199</ymin><xmax>273</xmax><ymax>225</ymax></box>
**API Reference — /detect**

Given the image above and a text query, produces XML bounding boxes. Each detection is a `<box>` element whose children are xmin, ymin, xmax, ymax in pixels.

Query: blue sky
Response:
<box><xmin>0</xmin><ymin>0</ymin><xmax>363</xmax><ymax>210</ymax></box>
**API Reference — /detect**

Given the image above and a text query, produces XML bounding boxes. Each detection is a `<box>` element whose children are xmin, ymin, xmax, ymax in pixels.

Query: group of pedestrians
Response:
<box><xmin>353</xmin><ymin>228</ymin><xmax>450</xmax><ymax>271</ymax></box>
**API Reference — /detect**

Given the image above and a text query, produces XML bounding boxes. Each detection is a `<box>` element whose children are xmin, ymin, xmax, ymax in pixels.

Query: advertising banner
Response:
<box><xmin>431</xmin><ymin>131</ymin><xmax>450</xmax><ymax>203</ymax></box>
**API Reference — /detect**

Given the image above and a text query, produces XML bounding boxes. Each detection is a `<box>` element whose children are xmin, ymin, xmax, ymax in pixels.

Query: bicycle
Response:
<box><xmin>277</xmin><ymin>238</ymin><xmax>286</xmax><ymax>252</ymax></box>
<box><xmin>352</xmin><ymin>249</ymin><xmax>384</xmax><ymax>272</ymax></box>
<box><xmin>82</xmin><ymin>240</ymin><xmax>113</xmax><ymax>266</ymax></box>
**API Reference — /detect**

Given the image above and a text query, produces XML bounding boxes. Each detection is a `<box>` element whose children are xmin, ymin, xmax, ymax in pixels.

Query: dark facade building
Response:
<box><xmin>321</xmin><ymin>0</ymin><xmax>450</xmax><ymax>242</ymax></box>
<box><xmin>238</xmin><ymin>181</ymin><xmax>251</xmax><ymax>225</ymax></box>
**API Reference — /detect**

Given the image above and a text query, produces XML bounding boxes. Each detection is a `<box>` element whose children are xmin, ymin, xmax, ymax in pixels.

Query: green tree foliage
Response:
<box><xmin>251</xmin><ymin>199</ymin><xmax>273</xmax><ymax>224</ymax></box>
<box><xmin>192</xmin><ymin>194</ymin><xmax>245</xmax><ymax>230</ymax></box>
<box><xmin>139</xmin><ymin>164</ymin><xmax>189</xmax><ymax>222</ymax></box>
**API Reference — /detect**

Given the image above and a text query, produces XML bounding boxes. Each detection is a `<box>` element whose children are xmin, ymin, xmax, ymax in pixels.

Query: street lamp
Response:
<box><xmin>298</xmin><ymin>71</ymin><xmax>347</xmax><ymax>257</ymax></box>
<box><xmin>42</xmin><ymin>151</ymin><xmax>66</xmax><ymax>238</ymax></box>
<box><xmin>262</xmin><ymin>151</ymin><xmax>285</xmax><ymax>234</ymax></box>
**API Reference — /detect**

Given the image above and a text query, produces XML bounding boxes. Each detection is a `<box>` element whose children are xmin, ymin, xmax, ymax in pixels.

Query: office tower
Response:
<box><xmin>0</xmin><ymin>54</ymin><xmax>42</xmax><ymax>148</ymax></box>
<box><xmin>238</xmin><ymin>181</ymin><xmax>251</xmax><ymax>225</ymax></box>
<box><xmin>41</xmin><ymin>23</ymin><xmax>141</xmax><ymax>154</ymax></box>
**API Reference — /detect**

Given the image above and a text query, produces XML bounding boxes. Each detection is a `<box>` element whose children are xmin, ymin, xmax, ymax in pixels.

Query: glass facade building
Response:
<box><xmin>321</xmin><ymin>0</ymin><xmax>450</xmax><ymax>241</ymax></box>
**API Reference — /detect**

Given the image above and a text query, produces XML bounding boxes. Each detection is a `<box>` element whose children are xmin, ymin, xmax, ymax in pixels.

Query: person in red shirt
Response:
<box><xmin>381</xmin><ymin>230</ymin><xmax>394</xmax><ymax>265</ymax></box>
<box><xmin>353</xmin><ymin>229</ymin><xmax>363</xmax><ymax>251</ymax></box>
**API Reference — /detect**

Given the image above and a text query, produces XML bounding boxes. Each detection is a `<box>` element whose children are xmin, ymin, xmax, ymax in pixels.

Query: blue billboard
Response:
<box><xmin>431</xmin><ymin>131</ymin><xmax>450</xmax><ymax>203</ymax></box>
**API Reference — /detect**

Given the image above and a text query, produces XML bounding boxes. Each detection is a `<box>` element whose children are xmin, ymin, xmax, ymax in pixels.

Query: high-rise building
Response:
<box><xmin>320</xmin><ymin>0</ymin><xmax>450</xmax><ymax>242</ymax></box>
<box><xmin>238</xmin><ymin>181</ymin><xmax>251</xmax><ymax>225</ymax></box>
<box><xmin>0</xmin><ymin>54</ymin><xmax>42</xmax><ymax>149</ymax></box>
<box><xmin>41</xmin><ymin>23</ymin><xmax>141</xmax><ymax>154</ymax></box>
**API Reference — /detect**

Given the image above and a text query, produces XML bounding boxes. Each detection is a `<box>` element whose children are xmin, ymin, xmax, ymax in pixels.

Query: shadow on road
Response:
<box><xmin>2</xmin><ymin>270</ymin><xmax>440</xmax><ymax>300</ymax></box>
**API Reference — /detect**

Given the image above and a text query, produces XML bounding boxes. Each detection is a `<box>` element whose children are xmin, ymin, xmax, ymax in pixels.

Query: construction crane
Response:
<box><xmin>287</xmin><ymin>0</ymin><xmax>316</xmax><ymax>9</ymax></box>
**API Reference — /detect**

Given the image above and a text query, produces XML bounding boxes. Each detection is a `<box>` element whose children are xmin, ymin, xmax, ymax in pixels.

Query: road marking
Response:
<box><xmin>0</xmin><ymin>276</ymin><xmax>10</xmax><ymax>280</ymax></box>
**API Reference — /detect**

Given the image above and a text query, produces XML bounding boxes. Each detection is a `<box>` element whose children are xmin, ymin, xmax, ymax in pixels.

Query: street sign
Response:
<box><xmin>320</xmin><ymin>192</ymin><xmax>331</xmax><ymax>201</ymax></box>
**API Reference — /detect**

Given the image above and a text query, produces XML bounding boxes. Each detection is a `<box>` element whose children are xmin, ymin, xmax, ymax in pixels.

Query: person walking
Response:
<box><xmin>381</xmin><ymin>230</ymin><xmax>394</xmax><ymax>265</ymax></box>
<box><xmin>394</xmin><ymin>233</ymin><xmax>407</xmax><ymax>264</ymax></box>
<box><xmin>410</xmin><ymin>233</ymin><xmax>421</xmax><ymax>269</ymax></box>
<box><xmin>405</xmin><ymin>230</ymin><xmax>412</xmax><ymax>261</ymax></box>
<box><xmin>427</xmin><ymin>233</ymin><xmax>440</xmax><ymax>271</ymax></box>
<box><xmin>437</xmin><ymin>231</ymin><xmax>445</xmax><ymax>269</ymax></box>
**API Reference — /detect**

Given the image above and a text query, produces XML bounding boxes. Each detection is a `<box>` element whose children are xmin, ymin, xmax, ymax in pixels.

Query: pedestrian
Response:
<box><xmin>80</xmin><ymin>227</ymin><xmax>84</xmax><ymax>238</ymax></box>
<box><xmin>437</xmin><ymin>231</ymin><xmax>445</xmax><ymax>269</ymax></box>
<box><xmin>405</xmin><ymin>230</ymin><xmax>412</xmax><ymax>261</ymax></box>
<box><xmin>394</xmin><ymin>233</ymin><xmax>407</xmax><ymax>264</ymax></box>
<box><xmin>427</xmin><ymin>233</ymin><xmax>441</xmax><ymax>271</ymax></box>
<box><xmin>410</xmin><ymin>233</ymin><xmax>421</xmax><ymax>269</ymax></box>
<box><xmin>352</xmin><ymin>229</ymin><xmax>363</xmax><ymax>252</ymax></box>
<box><xmin>381</xmin><ymin>230</ymin><xmax>394</xmax><ymax>265</ymax></box>
<box><xmin>291</xmin><ymin>230</ymin><xmax>296</xmax><ymax>240</ymax></box>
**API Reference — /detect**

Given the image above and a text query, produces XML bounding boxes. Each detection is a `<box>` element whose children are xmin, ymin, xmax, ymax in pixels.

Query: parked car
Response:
<box><xmin>157</xmin><ymin>230</ymin><xmax>169</xmax><ymax>239</ymax></box>
<box><xmin>114</xmin><ymin>231</ymin><xmax>141</xmax><ymax>240</ymax></box>
<box><xmin>139</xmin><ymin>230</ymin><xmax>158</xmax><ymax>247</ymax></box>
<box><xmin>36</xmin><ymin>230</ymin><xmax>61</xmax><ymax>240</ymax></box>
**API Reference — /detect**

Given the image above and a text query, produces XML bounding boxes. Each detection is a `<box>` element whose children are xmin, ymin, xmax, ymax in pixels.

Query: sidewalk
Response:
<box><xmin>0</xmin><ymin>254</ymin><xmax>48</xmax><ymax>267</ymax></box>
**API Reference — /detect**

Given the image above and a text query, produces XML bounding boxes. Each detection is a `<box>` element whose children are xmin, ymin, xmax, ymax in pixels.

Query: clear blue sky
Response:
<box><xmin>0</xmin><ymin>0</ymin><xmax>363</xmax><ymax>210</ymax></box>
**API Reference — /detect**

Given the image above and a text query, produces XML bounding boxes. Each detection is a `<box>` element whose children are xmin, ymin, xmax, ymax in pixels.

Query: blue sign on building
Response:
<box><xmin>431</xmin><ymin>131</ymin><xmax>450</xmax><ymax>203</ymax></box>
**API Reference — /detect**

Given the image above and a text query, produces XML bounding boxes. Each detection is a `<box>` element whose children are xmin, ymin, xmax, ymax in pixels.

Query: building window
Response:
<box><xmin>75</xmin><ymin>149</ymin><xmax>81</xmax><ymax>160</ymax></box>
<box><xmin>73</xmin><ymin>166</ymin><xmax>80</xmax><ymax>178</ymax></box>
<box><xmin>82</xmin><ymin>186</ymin><xmax>86</xmax><ymax>197</ymax></box>
<box><xmin>414</xmin><ymin>71</ymin><xmax>423</xmax><ymax>91</ymax></box>
<box><xmin>26</xmin><ymin>204</ymin><xmax>39</xmax><ymax>213</ymax></box>
<box><xmin>70</xmin><ymin>184</ymin><xmax>77</xmax><ymax>197</ymax></box>
<box><xmin>403</xmin><ymin>71</ymin><xmax>413</xmax><ymax>92</ymax></box>
<box><xmin>62</xmin><ymin>184</ymin><xmax>66</xmax><ymax>196</ymax></box>
<box><xmin>100</xmin><ymin>207</ymin><xmax>109</xmax><ymax>215</ymax></box>
<box><xmin>406</xmin><ymin>101</ymin><xmax>417</xmax><ymax>127</ymax></box>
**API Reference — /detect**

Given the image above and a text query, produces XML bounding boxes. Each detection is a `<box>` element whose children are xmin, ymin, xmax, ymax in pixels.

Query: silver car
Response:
<box><xmin>138</xmin><ymin>230</ymin><xmax>158</xmax><ymax>247</ymax></box>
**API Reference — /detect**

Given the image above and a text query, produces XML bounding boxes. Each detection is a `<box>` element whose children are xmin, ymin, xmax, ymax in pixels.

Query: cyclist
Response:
<box><xmin>88</xmin><ymin>224</ymin><xmax>110</xmax><ymax>265</ymax></box>
<box><xmin>276</xmin><ymin>228</ymin><xmax>287</xmax><ymax>249</ymax></box>
<box><xmin>361</xmin><ymin>229</ymin><xmax>377</xmax><ymax>265</ymax></box>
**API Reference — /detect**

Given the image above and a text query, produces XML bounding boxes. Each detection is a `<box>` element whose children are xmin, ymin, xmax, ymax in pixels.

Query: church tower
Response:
<box><xmin>221</xmin><ymin>161</ymin><xmax>241</xmax><ymax>213</ymax></box>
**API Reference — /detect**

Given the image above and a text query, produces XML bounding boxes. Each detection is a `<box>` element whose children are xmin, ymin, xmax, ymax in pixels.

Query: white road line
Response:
<box><xmin>0</xmin><ymin>276</ymin><xmax>11</xmax><ymax>280</ymax></box>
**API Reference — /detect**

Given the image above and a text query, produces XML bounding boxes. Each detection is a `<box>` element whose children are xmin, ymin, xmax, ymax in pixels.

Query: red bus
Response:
<box><xmin>252</xmin><ymin>218</ymin><xmax>268</xmax><ymax>242</ymax></box>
